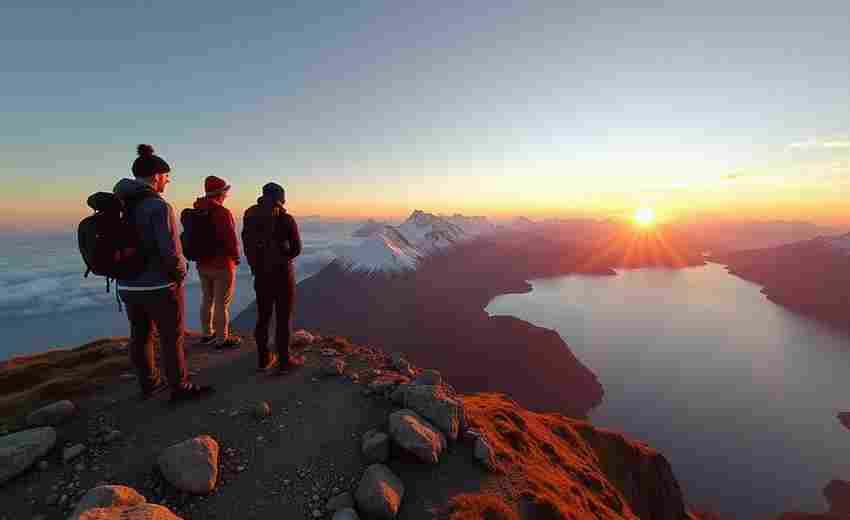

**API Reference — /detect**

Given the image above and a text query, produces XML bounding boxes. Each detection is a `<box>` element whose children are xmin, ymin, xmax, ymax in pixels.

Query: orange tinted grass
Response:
<box><xmin>447</xmin><ymin>492</ymin><xmax>519</xmax><ymax>520</ymax></box>
<box><xmin>462</xmin><ymin>392</ymin><xmax>635</xmax><ymax>519</ymax></box>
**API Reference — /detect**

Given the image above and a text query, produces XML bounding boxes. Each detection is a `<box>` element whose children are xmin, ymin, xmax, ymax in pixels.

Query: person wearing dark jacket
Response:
<box><xmin>193</xmin><ymin>175</ymin><xmax>242</xmax><ymax>349</ymax></box>
<box><xmin>115</xmin><ymin>144</ymin><xmax>213</xmax><ymax>403</ymax></box>
<box><xmin>242</xmin><ymin>182</ymin><xmax>302</xmax><ymax>372</ymax></box>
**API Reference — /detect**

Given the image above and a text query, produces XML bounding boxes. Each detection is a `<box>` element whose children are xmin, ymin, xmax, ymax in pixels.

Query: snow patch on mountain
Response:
<box><xmin>339</xmin><ymin>226</ymin><xmax>422</xmax><ymax>273</ymax></box>
<box><xmin>338</xmin><ymin>210</ymin><xmax>496</xmax><ymax>274</ymax></box>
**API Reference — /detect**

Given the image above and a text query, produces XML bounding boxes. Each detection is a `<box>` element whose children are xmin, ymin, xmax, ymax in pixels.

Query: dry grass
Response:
<box><xmin>461</xmin><ymin>392</ymin><xmax>637</xmax><ymax>520</ymax></box>
<box><xmin>447</xmin><ymin>492</ymin><xmax>519</xmax><ymax>520</ymax></box>
<box><xmin>0</xmin><ymin>337</ymin><xmax>131</xmax><ymax>429</ymax></box>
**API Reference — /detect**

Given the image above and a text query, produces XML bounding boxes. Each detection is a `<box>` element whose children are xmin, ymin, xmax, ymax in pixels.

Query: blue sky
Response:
<box><xmin>2</xmin><ymin>1</ymin><xmax>849</xmax><ymax>230</ymax></box>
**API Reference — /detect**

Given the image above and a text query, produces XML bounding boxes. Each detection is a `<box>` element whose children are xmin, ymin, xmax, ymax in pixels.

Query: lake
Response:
<box><xmin>485</xmin><ymin>262</ymin><xmax>850</xmax><ymax>519</ymax></box>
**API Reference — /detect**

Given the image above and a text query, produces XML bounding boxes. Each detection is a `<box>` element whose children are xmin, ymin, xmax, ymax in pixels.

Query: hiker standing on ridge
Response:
<box><xmin>242</xmin><ymin>182</ymin><xmax>303</xmax><ymax>373</ymax></box>
<box><xmin>191</xmin><ymin>175</ymin><xmax>242</xmax><ymax>350</ymax></box>
<box><xmin>114</xmin><ymin>144</ymin><xmax>213</xmax><ymax>403</ymax></box>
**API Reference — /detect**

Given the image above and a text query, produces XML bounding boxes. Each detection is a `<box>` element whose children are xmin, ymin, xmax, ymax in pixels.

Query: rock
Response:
<box><xmin>333</xmin><ymin>508</ymin><xmax>359</xmax><ymax>520</ymax></box>
<box><xmin>0</xmin><ymin>427</ymin><xmax>57</xmax><ymax>485</ymax></box>
<box><xmin>321</xmin><ymin>357</ymin><xmax>345</xmax><ymax>376</ymax></box>
<box><xmin>103</xmin><ymin>430</ymin><xmax>122</xmax><ymax>444</ymax></box>
<box><xmin>474</xmin><ymin>436</ymin><xmax>497</xmax><ymax>470</ymax></box>
<box><xmin>394</xmin><ymin>385</ymin><xmax>462</xmax><ymax>441</ymax></box>
<box><xmin>157</xmin><ymin>435</ymin><xmax>219</xmax><ymax>494</ymax></box>
<box><xmin>354</xmin><ymin>464</ymin><xmax>404</xmax><ymax>520</ymax></box>
<box><xmin>825</xmin><ymin>480</ymin><xmax>850</xmax><ymax>514</ymax></box>
<box><xmin>411</xmin><ymin>369</ymin><xmax>442</xmax><ymax>387</ymax></box>
<box><xmin>70</xmin><ymin>485</ymin><xmax>146</xmax><ymax>519</ymax></box>
<box><xmin>26</xmin><ymin>400</ymin><xmax>77</xmax><ymax>427</ymax></box>
<box><xmin>838</xmin><ymin>412</ymin><xmax>850</xmax><ymax>431</ymax></box>
<box><xmin>388</xmin><ymin>410</ymin><xmax>446</xmax><ymax>464</ymax></box>
<box><xmin>361</xmin><ymin>429</ymin><xmax>390</xmax><ymax>464</ymax></box>
<box><xmin>294</xmin><ymin>329</ymin><xmax>315</xmax><ymax>342</ymax></box>
<box><xmin>75</xmin><ymin>462</ymin><xmax>87</xmax><ymax>472</ymax></box>
<box><xmin>64</xmin><ymin>444</ymin><xmax>87</xmax><ymax>463</ymax></box>
<box><xmin>38</xmin><ymin>460</ymin><xmax>49</xmax><ymax>471</ymax></box>
<box><xmin>326</xmin><ymin>491</ymin><xmax>355</xmax><ymax>511</ymax></box>
<box><xmin>253</xmin><ymin>401</ymin><xmax>271</xmax><ymax>419</ymax></box>
<box><xmin>77</xmin><ymin>504</ymin><xmax>183</xmax><ymax>520</ymax></box>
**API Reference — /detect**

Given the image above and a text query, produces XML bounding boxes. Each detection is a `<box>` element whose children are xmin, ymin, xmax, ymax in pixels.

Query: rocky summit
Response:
<box><xmin>0</xmin><ymin>330</ymin><xmax>836</xmax><ymax>519</ymax></box>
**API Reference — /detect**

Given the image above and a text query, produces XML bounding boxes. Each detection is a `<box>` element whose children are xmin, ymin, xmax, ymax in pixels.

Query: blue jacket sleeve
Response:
<box><xmin>150</xmin><ymin>200</ymin><xmax>188</xmax><ymax>283</ymax></box>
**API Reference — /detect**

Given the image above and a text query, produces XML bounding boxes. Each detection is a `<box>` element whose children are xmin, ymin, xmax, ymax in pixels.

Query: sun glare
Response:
<box><xmin>634</xmin><ymin>207</ymin><xmax>655</xmax><ymax>227</ymax></box>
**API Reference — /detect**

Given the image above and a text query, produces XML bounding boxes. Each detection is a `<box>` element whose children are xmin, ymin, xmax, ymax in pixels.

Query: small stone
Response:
<box><xmin>63</xmin><ymin>444</ymin><xmax>87</xmax><ymax>463</ymax></box>
<box><xmin>313</xmin><ymin>509</ymin><xmax>324</xmax><ymax>518</ymax></box>
<box><xmin>333</xmin><ymin>508</ymin><xmax>359</xmax><ymax>520</ymax></box>
<box><xmin>46</xmin><ymin>493</ymin><xmax>59</xmax><ymax>505</ymax></box>
<box><xmin>38</xmin><ymin>460</ymin><xmax>49</xmax><ymax>471</ymax></box>
<box><xmin>103</xmin><ymin>430</ymin><xmax>123</xmax><ymax>443</ymax></box>
<box><xmin>74</xmin><ymin>462</ymin><xmax>86</xmax><ymax>472</ymax></box>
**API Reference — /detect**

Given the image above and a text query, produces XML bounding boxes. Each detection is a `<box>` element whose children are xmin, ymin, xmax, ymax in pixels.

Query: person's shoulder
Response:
<box><xmin>243</xmin><ymin>204</ymin><xmax>260</xmax><ymax>216</ymax></box>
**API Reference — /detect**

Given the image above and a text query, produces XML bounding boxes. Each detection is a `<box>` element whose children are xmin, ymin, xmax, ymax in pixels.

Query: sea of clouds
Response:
<box><xmin>0</xmin><ymin>223</ymin><xmax>361</xmax><ymax>320</ymax></box>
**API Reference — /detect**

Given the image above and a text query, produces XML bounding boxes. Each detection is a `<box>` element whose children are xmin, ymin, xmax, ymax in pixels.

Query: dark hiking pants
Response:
<box><xmin>254</xmin><ymin>266</ymin><xmax>295</xmax><ymax>367</ymax></box>
<box><xmin>119</xmin><ymin>284</ymin><xmax>188</xmax><ymax>393</ymax></box>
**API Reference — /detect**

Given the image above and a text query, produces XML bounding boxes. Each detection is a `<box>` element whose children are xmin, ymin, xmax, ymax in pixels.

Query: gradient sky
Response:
<box><xmin>2</xmin><ymin>1</ymin><xmax>849</xmax><ymax>231</ymax></box>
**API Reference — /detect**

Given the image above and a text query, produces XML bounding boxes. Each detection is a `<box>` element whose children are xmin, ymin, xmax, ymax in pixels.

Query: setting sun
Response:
<box><xmin>634</xmin><ymin>207</ymin><xmax>655</xmax><ymax>227</ymax></box>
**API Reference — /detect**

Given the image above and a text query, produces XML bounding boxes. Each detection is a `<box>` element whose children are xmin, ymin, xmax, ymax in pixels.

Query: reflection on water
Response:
<box><xmin>486</xmin><ymin>263</ymin><xmax>850</xmax><ymax>519</ymax></box>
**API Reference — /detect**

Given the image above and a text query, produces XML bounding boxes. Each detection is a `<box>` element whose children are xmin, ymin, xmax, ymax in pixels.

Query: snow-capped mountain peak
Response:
<box><xmin>337</xmin><ymin>211</ymin><xmax>498</xmax><ymax>274</ymax></box>
<box><xmin>338</xmin><ymin>226</ymin><xmax>422</xmax><ymax>274</ymax></box>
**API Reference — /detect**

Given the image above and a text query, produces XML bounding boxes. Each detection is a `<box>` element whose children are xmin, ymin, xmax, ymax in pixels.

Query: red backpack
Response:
<box><xmin>78</xmin><ymin>192</ymin><xmax>151</xmax><ymax>285</ymax></box>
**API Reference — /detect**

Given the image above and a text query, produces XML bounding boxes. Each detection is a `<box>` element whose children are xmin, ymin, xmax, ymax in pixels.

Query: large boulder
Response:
<box><xmin>361</xmin><ymin>429</ymin><xmax>390</xmax><ymax>464</ymax></box>
<box><xmin>0</xmin><ymin>427</ymin><xmax>56</xmax><ymax>485</ymax></box>
<box><xmin>157</xmin><ymin>435</ymin><xmax>219</xmax><ymax>494</ymax></box>
<box><xmin>26</xmin><ymin>400</ymin><xmax>77</xmax><ymax>427</ymax></box>
<box><xmin>355</xmin><ymin>464</ymin><xmax>404</xmax><ymax>519</ymax></box>
<box><xmin>388</xmin><ymin>409</ymin><xmax>446</xmax><ymax>464</ymax></box>
<box><xmin>78</xmin><ymin>504</ymin><xmax>183</xmax><ymax>520</ymax></box>
<box><xmin>71</xmin><ymin>485</ymin><xmax>146</xmax><ymax>520</ymax></box>
<box><xmin>825</xmin><ymin>480</ymin><xmax>850</xmax><ymax>514</ymax></box>
<box><xmin>395</xmin><ymin>384</ymin><xmax>462</xmax><ymax>441</ymax></box>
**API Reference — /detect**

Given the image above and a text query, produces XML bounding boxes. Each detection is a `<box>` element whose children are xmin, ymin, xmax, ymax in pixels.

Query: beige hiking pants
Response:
<box><xmin>199</xmin><ymin>267</ymin><xmax>236</xmax><ymax>342</ymax></box>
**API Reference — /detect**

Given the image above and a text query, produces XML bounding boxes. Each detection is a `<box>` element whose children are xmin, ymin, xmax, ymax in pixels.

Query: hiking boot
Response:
<box><xmin>215</xmin><ymin>337</ymin><xmax>242</xmax><ymax>350</ymax></box>
<box><xmin>274</xmin><ymin>354</ymin><xmax>305</xmax><ymax>374</ymax></box>
<box><xmin>257</xmin><ymin>354</ymin><xmax>279</xmax><ymax>372</ymax></box>
<box><xmin>199</xmin><ymin>335</ymin><xmax>216</xmax><ymax>345</ymax></box>
<box><xmin>141</xmin><ymin>379</ymin><xmax>167</xmax><ymax>400</ymax></box>
<box><xmin>169</xmin><ymin>383</ymin><xmax>214</xmax><ymax>404</ymax></box>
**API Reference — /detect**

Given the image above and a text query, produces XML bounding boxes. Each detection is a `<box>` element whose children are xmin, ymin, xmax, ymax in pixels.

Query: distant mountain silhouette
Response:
<box><xmin>714</xmin><ymin>233</ymin><xmax>850</xmax><ymax>329</ymax></box>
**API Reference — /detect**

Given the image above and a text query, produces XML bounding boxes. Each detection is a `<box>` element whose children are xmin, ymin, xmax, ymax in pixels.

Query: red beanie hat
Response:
<box><xmin>205</xmin><ymin>175</ymin><xmax>230</xmax><ymax>197</ymax></box>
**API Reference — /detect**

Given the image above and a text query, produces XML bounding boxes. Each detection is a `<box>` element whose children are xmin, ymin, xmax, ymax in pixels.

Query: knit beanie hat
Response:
<box><xmin>262</xmin><ymin>182</ymin><xmax>285</xmax><ymax>204</ymax></box>
<box><xmin>131</xmin><ymin>144</ymin><xmax>171</xmax><ymax>178</ymax></box>
<box><xmin>204</xmin><ymin>175</ymin><xmax>230</xmax><ymax>196</ymax></box>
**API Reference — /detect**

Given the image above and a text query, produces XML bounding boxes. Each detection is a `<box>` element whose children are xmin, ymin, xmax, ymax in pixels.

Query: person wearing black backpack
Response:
<box><xmin>242</xmin><ymin>182</ymin><xmax>303</xmax><ymax>373</ymax></box>
<box><xmin>189</xmin><ymin>175</ymin><xmax>242</xmax><ymax>350</ymax></box>
<box><xmin>114</xmin><ymin>144</ymin><xmax>213</xmax><ymax>403</ymax></box>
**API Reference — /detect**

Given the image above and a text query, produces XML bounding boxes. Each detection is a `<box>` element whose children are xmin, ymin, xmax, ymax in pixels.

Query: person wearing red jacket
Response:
<box><xmin>194</xmin><ymin>175</ymin><xmax>242</xmax><ymax>349</ymax></box>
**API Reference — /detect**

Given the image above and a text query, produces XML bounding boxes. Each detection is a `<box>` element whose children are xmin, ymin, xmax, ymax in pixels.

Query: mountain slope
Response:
<box><xmin>714</xmin><ymin>234</ymin><xmax>850</xmax><ymax>328</ymax></box>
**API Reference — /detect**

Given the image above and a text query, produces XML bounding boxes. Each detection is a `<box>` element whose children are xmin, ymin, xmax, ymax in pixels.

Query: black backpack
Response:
<box><xmin>180</xmin><ymin>208</ymin><xmax>218</xmax><ymax>261</ymax></box>
<box><xmin>78</xmin><ymin>191</ymin><xmax>150</xmax><ymax>284</ymax></box>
